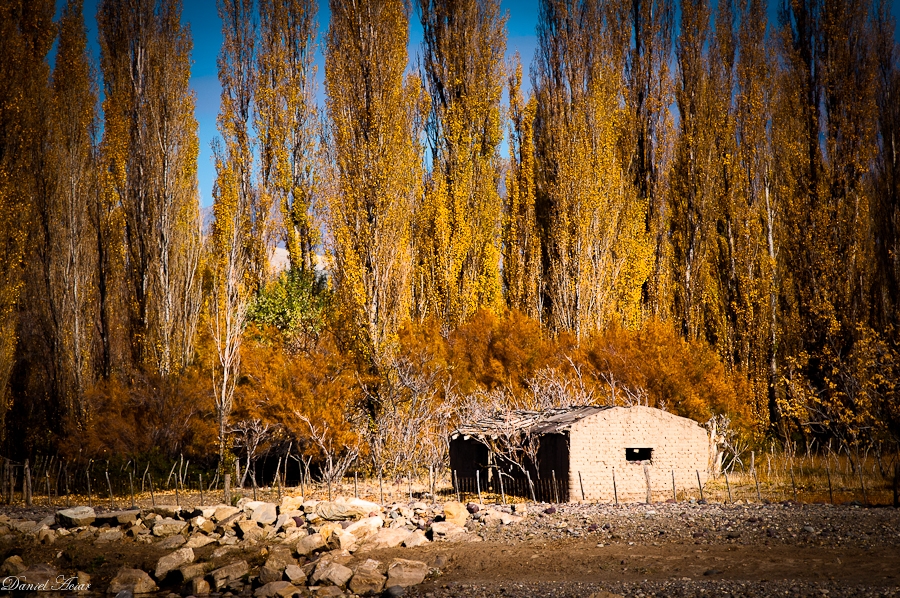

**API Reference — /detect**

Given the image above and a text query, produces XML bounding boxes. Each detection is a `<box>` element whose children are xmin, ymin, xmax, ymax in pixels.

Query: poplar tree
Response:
<box><xmin>503</xmin><ymin>57</ymin><xmax>541</xmax><ymax>320</ymax></box>
<box><xmin>533</xmin><ymin>0</ymin><xmax>651</xmax><ymax>337</ymax></box>
<box><xmin>324</xmin><ymin>0</ymin><xmax>423</xmax><ymax>366</ymax></box>
<box><xmin>416</xmin><ymin>0</ymin><xmax>506</xmax><ymax>328</ymax></box>
<box><xmin>256</xmin><ymin>0</ymin><xmax>319</xmax><ymax>274</ymax></box>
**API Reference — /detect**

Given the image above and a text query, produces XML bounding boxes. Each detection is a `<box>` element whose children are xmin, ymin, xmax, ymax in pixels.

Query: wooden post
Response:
<box><xmin>24</xmin><ymin>459</ymin><xmax>32</xmax><ymax>507</ymax></box>
<box><xmin>725</xmin><ymin>473</ymin><xmax>732</xmax><ymax>504</ymax></box>
<box><xmin>754</xmin><ymin>469</ymin><xmax>761</xmax><ymax>502</ymax></box>
<box><xmin>825</xmin><ymin>461</ymin><xmax>834</xmax><ymax>504</ymax></box>
<box><xmin>552</xmin><ymin>470</ymin><xmax>559</xmax><ymax>504</ymax></box>
<box><xmin>790</xmin><ymin>465</ymin><xmax>798</xmax><ymax>502</ymax></box>
<box><xmin>149</xmin><ymin>473</ymin><xmax>156</xmax><ymax>507</ymax></box>
<box><xmin>354</xmin><ymin>471</ymin><xmax>358</xmax><ymax>499</ymax></box>
<box><xmin>526</xmin><ymin>470</ymin><xmax>536</xmax><ymax>502</ymax></box>
<box><xmin>105</xmin><ymin>468</ymin><xmax>115</xmax><ymax>509</ymax></box>
<box><xmin>224</xmin><ymin>473</ymin><xmax>231</xmax><ymax>506</ymax></box>
<box><xmin>643</xmin><ymin>463</ymin><xmax>652</xmax><ymax>504</ymax></box>
<box><xmin>86</xmin><ymin>464</ymin><xmax>93</xmax><ymax>508</ymax></box>
<box><xmin>408</xmin><ymin>472</ymin><xmax>413</xmax><ymax>501</ymax></box>
<box><xmin>857</xmin><ymin>459</ymin><xmax>868</xmax><ymax>506</ymax></box>
<box><xmin>696</xmin><ymin>470</ymin><xmax>704</xmax><ymax>502</ymax></box>
<box><xmin>64</xmin><ymin>463</ymin><xmax>70</xmax><ymax>507</ymax></box>
<box><xmin>452</xmin><ymin>470</ymin><xmax>459</xmax><ymax>503</ymax></box>
<box><xmin>300</xmin><ymin>467</ymin><xmax>306</xmax><ymax>500</ymax></box>
<box><xmin>428</xmin><ymin>466</ymin><xmax>433</xmax><ymax>502</ymax></box>
<box><xmin>45</xmin><ymin>471</ymin><xmax>51</xmax><ymax>506</ymax></box>
<box><xmin>613</xmin><ymin>468</ymin><xmax>618</xmax><ymax>506</ymax></box>
<box><xmin>671</xmin><ymin>470</ymin><xmax>676</xmax><ymax>502</ymax></box>
<box><xmin>380</xmin><ymin>470</ymin><xmax>385</xmax><ymax>505</ymax></box>
<box><xmin>476</xmin><ymin>470</ymin><xmax>483</xmax><ymax>504</ymax></box>
<box><xmin>275</xmin><ymin>457</ymin><xmax>282</xmax><ymax>501</ymax></box>
<box><xmin>175</xmin><ymin>479</ymin><xmax>180</xmax><ymax>506</ymax></box>
<box><xmin>253</xmin><ymin>470</ymin><xmax>259</xmax><ymax>502</ymax></box>
<box><xmin>198</xmin><ymin>474</ymin><xmax>203</xmax><ymax>507</ymax></box>
<box><xmin>579</xmin><ymin>471</ymin><xmax>585</xmax><ymax>502</ymax></box>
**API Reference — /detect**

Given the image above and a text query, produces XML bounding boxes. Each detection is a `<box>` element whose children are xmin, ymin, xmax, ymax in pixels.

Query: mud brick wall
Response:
<box><xmin>566</xmin><ymin>406</ymin><xmax>710</xmax><ymax>502</ymax></box>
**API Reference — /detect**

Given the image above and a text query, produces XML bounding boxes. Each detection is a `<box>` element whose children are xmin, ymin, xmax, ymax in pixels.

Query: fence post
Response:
<box><xmin>825</xmin><ymin>461</ymin><xmax>834</xmax><ymax>504</ymax></box>
<box><xmin>790</xmin><ymin>465</ymin><xmax>798</xmax><ymax>502</ymax></box>
<box><xmin>198</xmin><ymin>473</ymin><xmax>203</xmax><ymax>507</ymax></box>
<box><xmin>476</xmin><ymin>470</ymin><xmax>483</xmax><ymax>504</ymax></box>
<box><xmin>525</xmin><ymin>470</ymin><xmax>536</xmax><ymax>503</ymax></box>
<box><xmin>148</xmin><ymin>473</ymin><xmax>155</xmax><ymax>507</ymax></box>
<box><xmin>671</xmin><ymin>470</ymin><xmax>676</xmax><ymax>502</ymax></box>
<box><xmin>643</xmin><ymin>463</ymin><xmax>652</xmax><ymax>504</ymax></box>
<box><xmin>46</xmin><ymin>471</ymin><xmax>51</xmax><ymax>506</ymax></box>
<box><xmin>579</xmin><ymin>471</ymin><xmax>585</xmax><ymax>502</ymax></box>
<box><xmin>613</xmin><ymin>468</ymin><xmax>618</xmax><ymax>506</ymax></box>
<box><xmin>857</xmin><ymin>459</ymin><xmax>868</xmax><ymax>506</ymax></box>
<box><xmin>552</xmin><ymin>470</ymin><xmax>559</xmax><ymax>504</ymax></box>
<box><xmin>354</xmin><ymin>471</ymin><xmax>358</xmax><ymax>499</ymax></box>
<box><xmin>130</xmin><ymin>472</ymin><xmax>135</xmax><ymax>509</ymax></box>
<box><xmin>696</xmin><ymin>470</ymin><xmax>704</xmax><ymax>502</ymax></box>
<box><xmin>64</xmin><ymin>463</ymin><xmax>70</xmax><ymax>507</ymax></box>
<box><xmin>24</xmin><ymin>459</ymin><xmax>32</xmax><ymax>507</ymax></box>
<box><xmin>428</xmin><ymin>466</ymin><xmax>433</xmax><ymax>502</ymax></box>
<box><xmin>753</xmin><ymin>469</ymin><xmax>761</xmax><ymax>502</ymax></box>
<box><xmin>87</xmin><ymin>462</ymin><xmax>93</xmax><ymax>508</ymax></box>
<box><xmin>224</xmin><ymin>473</ymin><xmax>231</xmax><ymax>506</ymax></box>
<box><xmin>106</xmin><ymin>467</ymin><xmax>115</xmax><ymax>509</ymax></box>
<box><xmin>725</xmin><ymin>473</ymin><xmax>732</xmax><ymax>504</ymax></box>
<box><xmin>380</xmin><ymin>470</ymin><xmax>385</xmax><ymax>505</ymax></box>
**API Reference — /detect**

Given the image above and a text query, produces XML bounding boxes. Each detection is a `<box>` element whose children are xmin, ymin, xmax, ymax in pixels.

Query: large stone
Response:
<box><xmin>360</xmin><ymin>527</ymin><xmax>411</xmax><ymax>550</ymax></box>
<box><xmin>385</xmin><ymin>559</ymin><xmax>428</xmax><ymax>588</ymax></box>
<box><xmin>430</xmin><ymin>521</ymin><xmax>466</xmax><ymax>538</ymax></box>
<box><xmin>294</xmin><ymin>532</ymin><xmax>326</xmax><ymax>556</ymax></box>
<box><xmin>442</xmin><ymin>502</ymin><xmax>467</xmax><ymax>527</ymax></box>
<box><xmin>19</xmin><ymin>564</ymin><xmax>59</xmax><ymax>585</ymax></box>
<box><xmin>254</xmin><ymin>580</ymin><xmax>299</xmax><ymax>598</ymax></box>
<box><xmin>152</xmin><ymin>517</ymin><xmax>188</xmax><ymax>537</ymax></box>
<box><xmin>284</xmin><ymin>564</ymin><xmax>306</xmax><ymax>585</ymax></box>
<box><xmin>1</xmin><ymin>555</ymin><xmax>26</xmax><ymax>576</ymax></box>
<box><xmin>328</xmin><ymin>528</ymin><xmax>357</xmax><ymax>552</ymax></box>
<box><xmin>56</xmin><ymin>506</ymin><xmax>96</xmax><ymax>528</ymax></box>
<box><xmin>213</xmin><ymin>505</ymin><xmax>240</xmax><ymax>522</ymax></box>
<box><xmin>403</xmin><ymin>530</ymin><xmax>429</xmax><ymax>547</ymax></box>
<box><xmin>344</xmin><ymin>516</ymin><xmax>384</xmax><ymax>543</ymax></box>
<box><xmin>95</xmin><ymin>510</ymin><xmax>141</xmax><ymax>526</ymax></box>
<box><xmin>314</xmin><ymin>500</ymin><xmax>371</xmax><ymax>521</ymax></box>
<box><xmin>185</xmin><ymin>534</ymin><xmax>215</xmax><ymax>549</ymax></box>
<box><xmin>251</xmin><ymin>503</ymin><xmax>278</xmax><ymax>525</ymax></box>
<box><xmin>348</xmin><ymin>564</ymin><xmax>385</xmax><ymax>595</ymax></box>
<box><xmin>258</xmin><ymin>547</ymin><xmax>295</xmax><ymax>584</ymax></box>
<box><xmin>311</xmin><ymin>561</ymin><xmax>353</xmax><ymax>588</ymax></box>
<box><xmin>236</xmin><ymin>520</ymin><xmax>265</xmax><ymax>542</ymax></box>
<box><xmin>154</xmin><ymin>547</ymin><xmax>194</xmax><ymax>580</ymax></box>
<box><xmin>108</xmin><ymin>568</ymin><xmax>158</xmax><ymax>594</ymax></box>
<box><xmin>37</xmin><ymin>528</ymin><xmax>57</xmax><ymax>545</ymax></box>
<box><xmin>209</xmin><ymin>560</ymin><xmax>249</xmax><ymax>590</ymax></box>
<box><xmin>157</xmin><ymin>534</ymin><xmax>186</xmax><ymax>549</ymax></box>
<box><xmin>190</xmin><ymin>577</ymin><xmax>210</xmax><ymax>596</ymax></box>
<box><xmin>148</xmin><ymin>505</ymin><xmax>180</xmax><ymax>518</ymax></box>
<box><xmin>178</xmin><ymin>562</ymin><xmax>209</xmax><ymax>582</ymax></box>
<box><xmin>95</xmin><ymin>529</ymin><xmax>123</xmax><ymax>544</ymax></box>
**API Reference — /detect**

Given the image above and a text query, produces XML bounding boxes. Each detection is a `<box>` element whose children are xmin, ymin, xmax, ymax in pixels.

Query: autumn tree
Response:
<box><xmin>532</xmin><ymin>0</ymin><xmax>652</xmax><ymax>337</ymax></box>
<box><xmin>323</xmin><ymin>0</ymin><xmax>423</xmax><ymax>367</ymax></box>
<box><xmin>256</xmin><ymin>0</ymin><xmax>319</xmax><ymax>274</ymax></box>
<box><xmin>503</xmin><ymin>56</ymin><xmax>541</xmax><ymax>320</ymax></box>
<box><xmin>98</xmin><ymin>0</ymin><xmax>201</xmax><ymax>378</ymax></box>
<box><xmin>0</xmin><ymin>0</ymin><xmax>55</xmax><ymax>438</ymax></box>
<box><xmin>415</xmin><ymin>0</ymin><xmax>506</xmax><ymax>328</ymax></box>
<box><xmin>211</xmin><ymin>0</ymin><xmax>257</xmax><ymax>469</ymax></box>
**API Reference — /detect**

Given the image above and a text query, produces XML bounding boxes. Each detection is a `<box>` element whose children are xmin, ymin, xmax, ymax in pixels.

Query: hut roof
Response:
<box><xmin>451</xmin><ymin>405</ymin><xmax>612</xmax><ymax>439</ymax></box>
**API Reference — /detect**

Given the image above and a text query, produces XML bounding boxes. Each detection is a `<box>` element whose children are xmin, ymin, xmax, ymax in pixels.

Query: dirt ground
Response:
<box><xmin>2</xmin><ymin>500</ymin><xmax>899</xmax><ymax>597</ymax></box>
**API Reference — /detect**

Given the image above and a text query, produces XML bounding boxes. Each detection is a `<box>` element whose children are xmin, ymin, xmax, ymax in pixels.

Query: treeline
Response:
<box><xmin>0</xmin><ymin>0</ymin><xmax>898</xmax><ymax>474</ymax></box>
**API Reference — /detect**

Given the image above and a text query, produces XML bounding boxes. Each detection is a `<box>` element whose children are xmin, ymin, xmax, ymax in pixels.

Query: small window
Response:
<box><xmin>626</xmin><ymin>447</ymin><xmax>653</xmax><ymax>462</ymax></box>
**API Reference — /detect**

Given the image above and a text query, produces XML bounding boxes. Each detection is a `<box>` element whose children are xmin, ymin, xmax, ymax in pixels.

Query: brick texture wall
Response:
<box><xmin>566</xmin><ymin>406</ymin><xmax>710</xmax><ymax>502</ymax></box>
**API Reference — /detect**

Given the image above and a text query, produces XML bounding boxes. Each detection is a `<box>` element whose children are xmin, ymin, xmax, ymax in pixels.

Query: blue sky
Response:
<box><xmin>62</xmin><ymin>0</ymin><xmax>898</xmax><ymax>208</ymax></box>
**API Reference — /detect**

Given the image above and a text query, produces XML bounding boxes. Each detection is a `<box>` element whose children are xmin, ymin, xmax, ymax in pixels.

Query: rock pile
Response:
<box><xmin>0</xmin><ymin>495</ymin><xmax>526</xmax><ymax>596</ymax></box>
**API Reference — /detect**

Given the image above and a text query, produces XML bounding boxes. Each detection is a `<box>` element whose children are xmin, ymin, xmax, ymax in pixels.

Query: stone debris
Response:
<box><xmin>154</xmin><ymin>546</ymin><xmax>194</xmax><ymax>580</ymax></box>
<box><xmin>56</xmin><ymin>506</ymin><xmax>96</xmax><ymax>527</ymax></box>
<box><xmin>311</xmin><ymin>561</ymin><xmax>354</xmax><ymax>588</ymax></box>
<box><xmin>209</xmin><ymin>559</ymin><xmax>250</xmax><ymax>590</ymax></box>
<box><xmin>386</xmin><ymin>558</ymin><xmax>429</xmax><ymax>588</ymax></box>
<box><xmin>254</xmin><ymin>580</ymin><xmax>299</xmax><ymax>597</ymax></box>
<box><xmin>152</xmin><ymin>517</ymin><xmax>188</xmax><ymax>537</ymax></box>
<box><xmin>108</xmin><ymin>568</ymin><xmax>158</xmax><ymax>594</ymax></box>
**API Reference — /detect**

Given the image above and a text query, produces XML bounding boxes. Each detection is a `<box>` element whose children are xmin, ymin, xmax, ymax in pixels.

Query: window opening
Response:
<box><xmin>626</xmin><ymin>447</ymin><xmax>653</xmax><ymax>462</ymax></box>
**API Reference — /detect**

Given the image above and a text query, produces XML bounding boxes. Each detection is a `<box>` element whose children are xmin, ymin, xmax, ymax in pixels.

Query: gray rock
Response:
<box><xmin>360</xmin><ymin>527</ymin><xmax>411</xmax><ymax>550</ymax></box>
<box><xmin>294</xmin><ymin>532</ymin><xmax>326</xmax><ymax>556</ymax></box>
<box><xmin>95</xmin><ymin>510</ymin><xmax>141</xmax><ymax>526</ymax></box>
<box><xmin>107</xmin><ymin>568</ymin><xmax>158</xmax><ymax>594</ymax></box>
<box><xmin>1</xmin><ymin>555</ymin><xmax>26</xmax><ymax>576</ymax></box>
<box><xmin>384</xmin><ymin>585</ymin><xmax>406</xmax><ymax>597</ymax></box>
<box><xmin>348</xmin><ymin>565</ymin><xmax>385</xmax><ymax>595</ymax></box>
<box><xmin>152</xmin><ymin>517</ymin><xmax>188</xmax><ymax>537</ymax></box>
<box><xmin>311</xmin><ymin>561</ymin><xmax>353</xmax><ymax>588</ymax></box>
<box><xmin>254</xmin><ymin>581</ymin><xmax>299</xmax><ymax>598</ymax></box>
<box><xmin>251</xmin><ymin>502</ymin><xmax>278</xmax><ymax>525</ymax></box>
<box><xmin>209</xmin><ymin>560</ymin><xmax>249</xmax><ymax>590</ymax></box>
<box><xmin>154</xmin><ymin>547</ymin><xmax>194</xmax><ymax>580</ymax></box>
<box><xmin>236</xmin><ymin>519</ymin><xmax>264</xmax><ymax>542</ymax></box>
<box><xmin>385</xmin><ymin>558</ymin><xmax>428</xmax><ymax>588</ymax></box>
<box><xmin>56</xmin><ymin>506</ymin><xmax>96</xmax><ymax>528</ymax></box>
<box><xmin>184</xmin><ymin>533</ymin><xmax>215</xmax><ymax>549</ymax></box>
<box><xmin>314</xmin><ymin>500</ymin><xmax>371</xmax><ymax>521</ymax></box>
<box><xmin>95</xmin><ymin>529</ymin><xmax>123</xmax><ymax>544</ymax></box>
<box><xmin>442</xmin><ymin>502</ymin><xmax>468</xmax><ymax>526</ymax></box>
<box><xmin>284</xmin><ymin>564</ymin><xmax>306</xmax><ymax>585</ymax></box>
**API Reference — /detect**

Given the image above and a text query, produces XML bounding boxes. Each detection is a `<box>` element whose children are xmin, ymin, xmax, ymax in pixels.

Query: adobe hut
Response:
<box><xmin>449</xmin><ymin>405</ymin><xmax>711</xmax><ymax>502</ymax></box>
